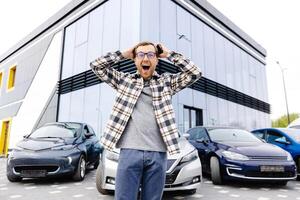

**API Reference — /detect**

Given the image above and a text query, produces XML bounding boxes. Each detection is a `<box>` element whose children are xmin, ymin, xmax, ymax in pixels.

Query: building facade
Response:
<box><xmin>0</xmin><ymin>0</ymin><xmax>270</xmax><ymax>156</ymax></box>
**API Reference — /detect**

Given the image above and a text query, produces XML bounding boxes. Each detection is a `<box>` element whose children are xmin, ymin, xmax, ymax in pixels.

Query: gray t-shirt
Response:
<box><xmin>116</xmin><ymin>80</ymin><xmax>167</xmax><ymax>152</ymax></box>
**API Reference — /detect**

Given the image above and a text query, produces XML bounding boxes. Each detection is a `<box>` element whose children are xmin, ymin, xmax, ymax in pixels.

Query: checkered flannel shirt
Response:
<box><xmin>90</xmin><ymin>50</ymin><xmax>201</xmax><ymax>155</ymax></box>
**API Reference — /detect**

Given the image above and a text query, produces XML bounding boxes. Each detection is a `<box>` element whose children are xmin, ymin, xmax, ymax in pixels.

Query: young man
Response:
<box><xmin>90</xmin><ymin>42</ymin><xmax>201</xmax><ymax>200</ymax></box>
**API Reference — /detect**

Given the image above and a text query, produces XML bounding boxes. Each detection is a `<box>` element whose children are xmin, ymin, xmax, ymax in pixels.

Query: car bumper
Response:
<box><xmin>221</xmin><ymin>159</ymin><xmax>297</xmax><ymax>181</ymax></box>
<box><xmin>101</xmin><ymin>156</ymin><xmax>202</xmax><ymax>192</ymax></box>
<box><xmin>7</xmin><ymin>150</ymin><xmax>81</xmax><ymax>178</ymax></box>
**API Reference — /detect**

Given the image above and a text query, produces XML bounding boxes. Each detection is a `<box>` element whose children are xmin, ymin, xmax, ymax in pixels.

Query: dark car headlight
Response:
<box><xmin>180</xmin><ymin>150</ymin><xmax>198</xmax><ymax>164</ymax></box>
<box><xmin>51</xmin><ymin>145</ymin><xmax>75</xmax><ymax>151</ymax></box>
<box><xmin>222</xmin><ymin>151</ymin><xmax>249</xmax><ymax>161</ymax></box>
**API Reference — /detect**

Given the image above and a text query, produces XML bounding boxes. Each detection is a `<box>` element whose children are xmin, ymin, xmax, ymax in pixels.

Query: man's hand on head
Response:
<box><xmin>122</xmin><ymin>47</ymin><xmax>134</xmax><ymax>60</ymax></box>
<box><xmin>156</xmin><ymin>43</ymin><xmax>171</xmax><ymax>59</ymax></box>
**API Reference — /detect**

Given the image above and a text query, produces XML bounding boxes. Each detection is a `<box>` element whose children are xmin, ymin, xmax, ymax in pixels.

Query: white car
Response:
<box><xmin>288</xmin><ymin>118</ymin><xmax>300</xmax><ymax>129</ymax></box>
<box><xmin>96</xmin><ymin>137</ymin><xmax>202</xmax><ymax>195</ymax></box>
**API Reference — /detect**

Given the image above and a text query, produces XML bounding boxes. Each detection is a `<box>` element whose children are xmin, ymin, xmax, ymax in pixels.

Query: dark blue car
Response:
<box><xmin>252</xmin><ymin>128</ymin><xmax>300</xmax><ymax>180</ymax></box>
<box><xmin>186</xmin><ymin>126</ymin><xmax>296</xmax><ymax>185</ymax></box>
<box><xmin>6</xmin><ymin>122</ymin><xmax>102</xmax><ymax>182</ymax></box>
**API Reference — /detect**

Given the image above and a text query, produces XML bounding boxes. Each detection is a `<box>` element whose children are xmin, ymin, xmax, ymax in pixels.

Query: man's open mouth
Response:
<box><xmin>142</xmin><ymin>65</ymin><xmax>150</xmax><ymax>70</ymax></box>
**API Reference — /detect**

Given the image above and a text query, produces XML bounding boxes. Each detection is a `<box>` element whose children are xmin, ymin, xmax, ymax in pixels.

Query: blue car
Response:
<box><xmin>7</xmin><ymin>122</ymin><xmax>102</xmax><ymax>182</ymax></box>
<box><xmin>186</xmin><ymin>126</ymin><xmax>296</xmax><ymax>185</ymax></box>
<box><xmin>252</xmin><ymin>128</ymin><xmax>300</xmax><ymax>180</ymax></box>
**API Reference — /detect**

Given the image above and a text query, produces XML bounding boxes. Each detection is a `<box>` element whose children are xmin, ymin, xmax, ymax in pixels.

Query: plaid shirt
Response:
<box><xmin>90</xmin><ymin>51</ymin><xmax>201</xmax><ymax>155</ymax></box>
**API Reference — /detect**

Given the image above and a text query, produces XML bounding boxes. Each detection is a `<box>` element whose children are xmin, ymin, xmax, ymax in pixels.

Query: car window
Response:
<box><xmin>207</xmin><ymin>128</ymin><xmax>262</xmax><ymax>143</ymax></box>
<box><xmin>29</xmin><ymin>124</ymin><xmax>79</xmax><ymax>138</ymax></box>
<box><xmin>266</xmin><ymin>131</ymin><xmax>287</xmax><ymax>143</ymax></box>
<box><xmin>187</xmin><ymin>128</ymin><xmax>208</xmax><ymax>140</ymax></box>
<box><xmin>252</xmin><ymin>130</ymin><xmax>265</xmax><ymax>139</ymax></box>
<box><xmin>87</xmin><ymin>125</ymin><xmax>96</xmax><ymax>136</ymax></box>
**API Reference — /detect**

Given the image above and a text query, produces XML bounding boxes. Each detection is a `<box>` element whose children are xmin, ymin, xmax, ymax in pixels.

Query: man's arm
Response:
<box><xmin>159</xmin><ymin>44</ymin><xmax>202</xmax><ymax>95</ymax></box>
<box><xmin>90</xmin><ymin>48</ymin><xmax>133</xmax><ymax>90</ymax></box>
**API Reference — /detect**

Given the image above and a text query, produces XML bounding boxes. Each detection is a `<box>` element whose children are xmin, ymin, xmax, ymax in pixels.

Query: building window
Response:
<box><xmin>7</xmin><ymin>65</ymin><xmax>16</xmax><ymax>90</ymax></box>
<box><xmin>183</xmin><ymin>106</ymin><xmax>203</xmax><ymax>132</ymax></box>
<box><xmin>0</xmin><ymin>71</ymin><xmax>3</xmax><ymax>89</ymax></box>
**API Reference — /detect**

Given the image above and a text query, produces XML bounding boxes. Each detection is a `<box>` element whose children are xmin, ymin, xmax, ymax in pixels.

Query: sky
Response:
<box><xmin>0</xmin><ymin>0</ymin><xmax>299</xmax><ymax>121</ymax></box>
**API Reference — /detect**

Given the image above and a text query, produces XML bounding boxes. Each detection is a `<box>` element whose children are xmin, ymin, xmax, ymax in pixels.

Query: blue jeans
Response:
<box><xmin>115</xmin><ymin>149</ymin><xmax>167</xmax><ymax>200</ymax></box>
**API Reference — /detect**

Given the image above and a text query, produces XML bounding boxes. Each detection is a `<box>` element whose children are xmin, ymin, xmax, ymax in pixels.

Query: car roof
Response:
<box><xmin>44</xmin><ymin>122</ymin><xmax>85</xmax><ymax>126</ymax></box>
<box><xmin>193</xmin><ymin>126</ymin><xmax>244</xmax><ymax>130</ymax></box>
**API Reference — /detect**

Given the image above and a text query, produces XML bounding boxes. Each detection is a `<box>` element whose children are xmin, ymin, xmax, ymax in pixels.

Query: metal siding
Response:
<box><xmin>160</xmin><ymin>0</ymin><xmax>177</xmax><ymax>50</ymax></box>
<box><xmin>203</xmin><ymin>25</ymin><xmax>216</xmax><ymax>80</ymax></box>
<box><xmin>75</xmin><ymin>14</ymin><xmax>89</xmax><ymax>46</ymax></box>
<box><xmin>176</xmin><ymin>5</ymin><xmax>191</xmax><ymax>57</ymax></box>
<box><xmin>191</xmin><ymin>16</ymin><xmax>205</xmax><ymax>75</ymax></box>
<box><xmin>140</xmin><ymin>0</ymin><xmax>160</xmax><ymax>42</ymax></box>
<box><xmin>120</xmin><ymin>0</ymin><xmax>140</xmax><ymax>49</ymax></box>
<box><xmin>214</xmin><ymin>32</ymin><xmax>226</xmax><ymax>86</ymax></box>
<box><xmin>102</xmin><ymin>0</ymin><xmax>121</xmax><ymax>52</ymax></box>
<box><xmin>61</xmin><ymin>25</ymin><xmax>75</xmax><ymax>80</ymax></box>
<box><xmin>87</xmin><ymin>6</ymin><xmax>104</xmax><ymax>70</ymax></box>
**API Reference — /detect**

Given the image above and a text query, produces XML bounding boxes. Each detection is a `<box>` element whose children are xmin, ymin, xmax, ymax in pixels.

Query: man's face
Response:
<box><xmin>134</xmin><ymin>45</ymin><xmax>158</xmax><ymax>80</ymax></box>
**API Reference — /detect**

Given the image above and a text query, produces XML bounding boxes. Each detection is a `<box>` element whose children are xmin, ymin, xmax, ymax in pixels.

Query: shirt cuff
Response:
<box><xmin>167</xmin><ymin>51</ymin><xmax>183</xmax><ymax>63</ymax></box>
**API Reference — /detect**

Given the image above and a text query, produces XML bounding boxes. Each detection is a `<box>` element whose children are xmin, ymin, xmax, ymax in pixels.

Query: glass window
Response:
<box><xmin>0</xmin><ymin>71</ymin><xmax>3</xmax><ymax>89</ymax></box>
<box><xmin>188</xmin><ymin>128</ymin><xmax>208</xmax><ymax>140</ymax></box>
<box><xmin>183</xmin><ymin>106</ymin><xmax>203</xmax><ymax>132</ymax></box>
<box><xmin>29</xmin><ymin>123</ymin><xmax>80</xmax><ymax>138</ymax></box>
<box><xmin>266</xmin><ymin>131</ymin><xmax>285</xmax><ymax>143</ymax></box>
<box><xmin>252</xmin><ymin>130</ymin><xmax>265</xmax><ymax>139</ymax></box>
<box><xmin>208</xmin><ymin>128</ymin><xmax>262</xmax><ymax>143</ymax></box>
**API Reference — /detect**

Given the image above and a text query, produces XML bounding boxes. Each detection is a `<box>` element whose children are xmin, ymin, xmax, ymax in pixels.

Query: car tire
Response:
<box><xmin>96</xmin><ymin>162</ymin><xmax>110</xmax><ymax>195</ymax></box>
<box><xmin>277</xmin><ymin>181</ymin><xmax>288</xmax><ymax>186</ymax></box>
<box><xmin>94</xmin><ymin>155</ymin><xmax>100</xmax><ymax>169</ymax></box>
<box><xmin>297</xmin><ymin>175</ymin><xmax>300</xmax><ymax>181</ymax></box>
<box><xmin>7</xmin><ymin>173</ymin><xmax>22</xmax><ymax>182</ymax></box>
<box><xmin>184</xmin><ymin>189</ymin><xmax>197</xmax><ymax>195</ymax></box>
<box><xmin>73</xmin><ymin>155</ymin><xmax>86</xmax><ymax>181</ymax></box>
<box><xmin>210</xmin><ymin>156</ymin><xmax>223</xmax><ymax>185</ymax></box>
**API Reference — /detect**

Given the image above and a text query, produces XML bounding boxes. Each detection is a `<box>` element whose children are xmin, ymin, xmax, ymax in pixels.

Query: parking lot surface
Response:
<box><xmin>1</xmin><ymin>158</ymin><xmax>300</xmax><ymax>200</ymax></box>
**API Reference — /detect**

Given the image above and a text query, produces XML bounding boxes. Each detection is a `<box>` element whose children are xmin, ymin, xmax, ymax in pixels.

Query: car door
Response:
<box><xmin>87</xmin><ymin>125</ymin><xmax>100</xmax><ymax>162</ymax></box>
<box><xmin>187</xmin><ymin>127</ymin><xmax>213</xmax><ymax>173</ymax></box>
<box><xmin>266</xmin><ymin>130</ymin><xmax>292</xmax><ymax>153</ymax></box>
<box><xmin>82</xmin><ymin>125</ymin><xmax>94</xmax><ymax>163</ymax></box>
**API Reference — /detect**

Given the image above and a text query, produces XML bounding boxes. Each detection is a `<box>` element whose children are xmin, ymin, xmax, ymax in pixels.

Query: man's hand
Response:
<box><xmin>122</xmin><ymin>47</ymin><xmax>134</xmax><ymax>60</ymax></box>
<box><xmin>157</xmin><ymin>43</ymin><xmax>171</xmax><ymax>58</ymax></box>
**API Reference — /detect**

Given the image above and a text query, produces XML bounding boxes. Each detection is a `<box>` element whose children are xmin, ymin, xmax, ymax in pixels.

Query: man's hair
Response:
<box><xmin>132</xmin><ymin>41</ymin><xmax>158</xmax><ymax>58</ymax></box>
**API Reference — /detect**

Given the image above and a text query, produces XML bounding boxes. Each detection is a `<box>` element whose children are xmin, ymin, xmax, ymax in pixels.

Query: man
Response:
<box><xmin>90</xmin><ymin>42</ymin><xmax>201</xmax><ymax>200</ymax></box>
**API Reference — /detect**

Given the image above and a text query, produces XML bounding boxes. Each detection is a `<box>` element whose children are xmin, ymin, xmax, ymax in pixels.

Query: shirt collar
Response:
<box><xmin>133</xmin><ymin>70</ymin><xmax>160</xmax><ymax>80</ymax></box>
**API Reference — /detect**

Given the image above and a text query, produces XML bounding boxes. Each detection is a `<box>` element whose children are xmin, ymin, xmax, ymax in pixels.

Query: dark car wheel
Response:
<box><xmin>210</xmin><ymin>156</ymin><xmax>223</xmax><ymax>185</ymax></box>
<box><xmin>277</xmin><ymin>181</ymin><xmax>288</xmax><ymax>186</ymax></box>
<box><xmin>184</xmin><ymin>189</ymin><xmax>197</xmax><ymax>195</ymax></box>
<box><xmin>7</xmin><ymin>173</ymin><xmax>22</xmax><ymax>182</ymax></box>
<box><xmin>94</xmin><ymin>155</ymin><xmax>100</xmax><ymax>169</ymax></box>
<box><xmin>96</xmin><ymin>162</ymin><xmax>111</xmax><ymax>195</ymax></box>
<box><xmin>73</xmin><ymin>155</ymin><xmax>86</xmax><ymax>181</ymax></box>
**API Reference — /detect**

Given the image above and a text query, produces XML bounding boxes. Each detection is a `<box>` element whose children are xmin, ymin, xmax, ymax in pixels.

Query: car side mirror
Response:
<box><xmin>196</xmin><ymin>138</ymin><xmax>209</xmax><ymax>145</ymax></box>
<box><xmin>182</xmin><ymin>133</ymin><xmax>190</xmax><ymax>139</ymax></box>
<box><xmin>85</xmin><ymin>132</ymin><xmax>94</xmax><ymax>138</ymax></box>
<box><xmin>275</xmin><ymin>138</ymin><xmax>290</xmax><ymax>145</ymax></box>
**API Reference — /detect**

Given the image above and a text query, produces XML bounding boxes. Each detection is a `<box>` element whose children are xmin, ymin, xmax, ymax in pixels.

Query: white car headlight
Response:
<box><xmin>222</xmin><ymin>150</ymin><xmax>249</xmax><ymax>161</ymax></box>
<box><xmin>286</xmin><ymin>152</ymin><xmax>293</xmax><ymax>161</ymax></box>
<box><xmin>106</xmin><ymin>151</ymin><xmax>119</xmax><ymax>162</ymax></box>
<box><xmin>180</xmin><ymin>150</ymin><xmax>198</xmax><ymax>164</ymax></box>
